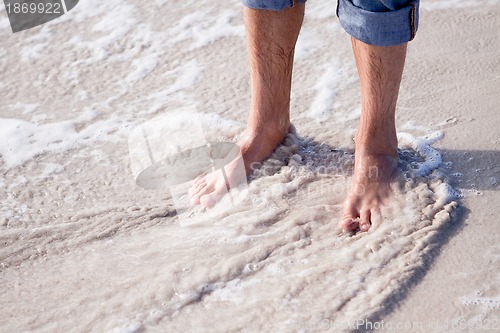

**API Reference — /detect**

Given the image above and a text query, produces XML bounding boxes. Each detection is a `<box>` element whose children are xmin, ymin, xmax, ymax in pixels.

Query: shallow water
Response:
<box><xmin>0</xmin><ymin>122</ymin><xmax>459</xmax><ymax>332</ymax></box>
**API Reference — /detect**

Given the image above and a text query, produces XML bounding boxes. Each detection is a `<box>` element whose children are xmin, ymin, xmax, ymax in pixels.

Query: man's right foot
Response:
<box><xmin>192</xmin><ymin>0</ymin><xmax>304</xmax><ymax>208</ymax></box>
<box><xmin>190</xmin><ymin>126</ymin><xmax>288</xmax><ymax>208</ymax></box>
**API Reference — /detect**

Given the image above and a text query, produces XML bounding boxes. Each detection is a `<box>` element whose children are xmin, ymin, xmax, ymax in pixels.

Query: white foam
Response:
<box><xmin>307</xmin><ymin>59</ymin><xmax>356</xmax><ymax>122</ymax></box>
<box><xmin>337</xmin><ymin>107</ymin><xmax>361</xmax><ymax>123</ymax></box>
<box><xmin>307</xmin><ymin>60</ymin><xmax>341</xmax><ymax>121</ymax></box>
<box><xmin>0</xmin><ymin>118</ymin><xmax>76</xmax><ymax>168</ymax></box>
<box><xmin>166</xmin><ymin>11</ymin><xmax>210</xmax><ymax>44</ymax></box>
<box><xmin>434</xmin><ymin>182</ymin><xmax>459</xmax><ymax>205</ymax></box>
<box><xmin>15</xmin><ymin>25</ymin><xmax>54</xmax><ymax>62</ymax></box>
<box><xmin>0</xmin><ymin>115</ymin><xmax>122</xmax><ymax>169</ymax></box>
<box><xmin>398</xmin><ymin>131</ymin><xmax>444</xmax><ymax>176</ymax></box>
<box><xmin>295</xmin><ymin>26</ymin><xmax>324</xmax><ymax>61</ymax></box>
<box><xmin>124</xmin><ymin>52</ymin><xmax>159</xmax><ymax>86</ymax></box>
<box><xmin>161</xmin><ymin>7</ymin><xmax>244</xmax><ymax>50</ymax></box>
<box><xmin>142</xmin><ymin>59</ymin><xmax>204</xmax><ymax>114</ymax></box>
<box><xmin>20</xmin><ymin>42</ymin><xmax>49</xmax><ymax>62</ymax></box>
<box><xmin>306</xmin><ymin>0</ymin><xmax>339</xmax><ymax>19</ymax></box>
<box><xmin>159</xmin><ymin>60</ymin><xmax>203</xmax><ymax>95</ymax></box>
<box><xmin>67</xmin><ymin>1</ymin><xmax>138</xmax><ymax>61</ymax></box>
<box><xmin>189</xmin><ymin>10</ymin><xmax>244</xmax><ymax>49</ymax></box>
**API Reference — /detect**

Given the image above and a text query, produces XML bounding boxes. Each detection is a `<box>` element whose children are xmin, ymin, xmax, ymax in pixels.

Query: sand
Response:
<box><xmin>379</xmin><ymin>4</ymin><xmax>500</xmax><ymax>332</ymax></box>
<box><xmin>0</xmin><ymin>0</ymin><xmax>498</xmax><ymax>332</ymax></box>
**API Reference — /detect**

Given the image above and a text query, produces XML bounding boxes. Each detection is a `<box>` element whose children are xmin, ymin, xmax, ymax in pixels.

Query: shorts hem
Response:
<box><xmin>241</xmin><ymin>0</ymin><xmax>306</xmax><ymax>11</ymax></box>
<box><xmin>337</xmin><ymin>0</ymin><xmax>420</xmax><ymax>46</ymax></box>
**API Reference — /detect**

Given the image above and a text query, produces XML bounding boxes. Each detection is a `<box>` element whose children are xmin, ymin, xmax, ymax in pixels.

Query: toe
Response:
<box><xmin>200</xmin><ymin>193</ymin><xmax>219</xmax><ymax>208</ymax></box>
<box><xmin>359</xmin><ymin>210</ymin><xmax>371</xmax><ymax>232</ymax></box>
<box><xmin>193</xmin><ymin>173</ymin><xmax>207</xmax><ymax>186</ymax></box>
<box><xmin>191</xmin><ymin>184</ymin><xmax>212</xmax><ymax>205</ymax></box>
<box><xmin>341</xmin><ymin>218</ymin><xmax>359</xmax><ymax>232</ymax></box>
<box><xmin>193</xmin><ymin>178</ymin><xmax>207</xmax><ymax>193</ymax></box>
<box><xmin>191</xmin><ymin>195</ymin><xmax>201</xmax><ymax>205</ymax></box>
<box><xmin>190</xmin><ymin>183</ymin><xmax>203</xmax><ymax>204</ymax></box>
<box><xmin>339</xmin><ymin>200</ymin><xmax>359</xmax><ymax>232</ymax></box>
<box><xmin>339</xmin><ymin>211</ymin><xmax>359</xmax><ymax>232</ymax></box>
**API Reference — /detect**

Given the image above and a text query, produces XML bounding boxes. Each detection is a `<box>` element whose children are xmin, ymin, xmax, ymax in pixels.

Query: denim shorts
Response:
<box><xmin>240</xmin><ymin>0</ymin><xmax>420</xmax><ymax>46</ymax></box>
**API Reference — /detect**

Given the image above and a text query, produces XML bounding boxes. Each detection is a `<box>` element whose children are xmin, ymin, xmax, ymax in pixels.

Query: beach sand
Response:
<box><xmin>379</xmin><ymin>4</ymin><xmax>500</xmax><ymax>332</ymax></box>
<box><xmin>0</xmin><ymin>0</ymin><xmax>498</xmax><ymax>332</ymax></box>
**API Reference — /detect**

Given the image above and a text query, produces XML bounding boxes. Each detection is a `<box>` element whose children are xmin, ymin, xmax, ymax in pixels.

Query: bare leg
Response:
<box><xmin>339</xmin><ymin>38</ymin><xmax>407</xmax><ymax>232</ymax></box>
<box><xmin>191</xmin><ymin>3</ymin><xmax>304</xmax><ymax>207</ymax></box>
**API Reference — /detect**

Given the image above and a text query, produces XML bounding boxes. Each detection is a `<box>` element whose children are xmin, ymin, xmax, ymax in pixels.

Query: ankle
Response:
<box><xmin>246</xmin><ymin>119</ymin><xmax>290</xmax><ymax>143</ymax></box>
<box><xmin>354</xmin><ymin>135</ymin><xmax>398</xmax><ymax>158</ymax></box>
<box><xmin>354</xmin><ymin>129</ymin><xmax>398</xmax><ymax>156</ymax></box>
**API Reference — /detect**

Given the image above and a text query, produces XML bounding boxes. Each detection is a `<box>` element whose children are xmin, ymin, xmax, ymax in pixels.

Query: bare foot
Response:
<box><xmin>191</xmin><ymin>1</ymin><xmax>303</xmax><ymax>208</ymax></box>
<box><xmin>339</xmin><ymin>148</ymin><xmax>398</xmax><ymax>233</ymax></box>
<box><xmin>190</xmin><ymin>128</ymin><xmax>286</xmax><ymax>208</ymax></box>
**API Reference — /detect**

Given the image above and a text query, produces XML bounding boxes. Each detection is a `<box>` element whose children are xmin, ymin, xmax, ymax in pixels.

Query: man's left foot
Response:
<box><xmin>338</xmin><ymin>147</ymin><xmax>398</xmax><ymax>233</ymax></box>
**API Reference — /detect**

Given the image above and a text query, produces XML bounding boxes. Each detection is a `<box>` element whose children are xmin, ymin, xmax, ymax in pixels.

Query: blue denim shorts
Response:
<box><xmin>240</xmin><ymin>0</ymin><xmax>419</xmax><ymax>46</ymax></box>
